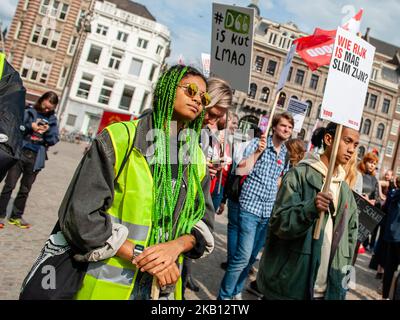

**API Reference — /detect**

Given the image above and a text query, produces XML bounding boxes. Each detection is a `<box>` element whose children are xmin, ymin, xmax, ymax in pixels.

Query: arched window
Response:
<box><xmin>277</xmin><ymin>92</ymin><xmax>286</xmax><ymax>108</ymax></box>
<box><xmin>260</xmin><ymin>87</ymin><xmax>270</xmax><ymax>103</ymax></box>
<box><xmin>358</xmin><ymin>146</ymin><xmax>366</xmax><ymax>159</ymax></box>
<box><xmin>248</xmin><ymin>83</ymin><xmax>257</xmax><ymax>99</ymax></box>
<box><xmin>376</xmin><ymin>123</ymin><xmax>385</xmax><ymax>139</ymax></box>
<box><xmin>306</xmin><ymin>100</ymin><xmax>313</xmax><ymax>117</ymax></box>
<box><xmin>317</xmin><ymin>104</ymin><xmax>322</xmax><ymax>119</ymax></box>
<box><xmin>362</xmin><ymin>119</ymin><xmax>371</xmax><ymax>135</ymax></box>
<box><xmin>298</xmin><ymin>129</ymin><xmax>306</xmax><ymax>140</ymax></box>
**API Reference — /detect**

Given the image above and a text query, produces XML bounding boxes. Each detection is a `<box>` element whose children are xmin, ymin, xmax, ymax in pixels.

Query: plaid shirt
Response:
<box><xmin>239</xmin><ymin>136</ymin><xmax>288</xmax><ymax>218</ymax></box>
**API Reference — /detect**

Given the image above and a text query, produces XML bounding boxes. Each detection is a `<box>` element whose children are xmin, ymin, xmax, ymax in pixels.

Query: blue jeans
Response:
<box><xmin>211</xmin><ymin>182</ymin><xmax>224</xmax><ymax>210</ymax></box>
<box><xmin>218</xmin><ymin>209</ymin><xmax>269</xmax><ymax>299</ymax></box>
<box><xmin>227</xmin><ymin>200</ymin><xmax>240</xmax><ymax>264</ymax></box>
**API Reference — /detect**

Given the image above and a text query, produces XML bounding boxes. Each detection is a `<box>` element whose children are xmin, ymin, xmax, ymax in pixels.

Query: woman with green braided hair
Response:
<box><xmin>21</xmin><ymin>65</ymin><xmax>215</xmax><ymax>300</ymax></box>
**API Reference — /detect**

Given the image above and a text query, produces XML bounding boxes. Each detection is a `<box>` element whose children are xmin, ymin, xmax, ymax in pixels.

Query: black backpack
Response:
<box><xmin>0</xmin><ymin>53</ymin><xmax>26</xmax><ymax>182</ymax></box>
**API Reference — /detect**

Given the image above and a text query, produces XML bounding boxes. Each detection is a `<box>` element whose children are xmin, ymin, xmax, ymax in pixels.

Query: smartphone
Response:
<box><xmin>38</xmin><ymin>118</ymin><xmax>49</xmax><ymax>126</ymax></box>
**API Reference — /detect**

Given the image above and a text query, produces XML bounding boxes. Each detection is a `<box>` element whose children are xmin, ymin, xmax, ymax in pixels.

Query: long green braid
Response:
<box><xmin>149</xmin><ymin>65</ymin><xmax>206</xmax><ymax>246</ymax></box>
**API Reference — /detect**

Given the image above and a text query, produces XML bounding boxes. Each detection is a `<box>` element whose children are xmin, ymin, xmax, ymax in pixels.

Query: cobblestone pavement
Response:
<box><xmin>0</xmin><ymin>141</ymin><xmax>382</xmax><ymax>300</ymax></box>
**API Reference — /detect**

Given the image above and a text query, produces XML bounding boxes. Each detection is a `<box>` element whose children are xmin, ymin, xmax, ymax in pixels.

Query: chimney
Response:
<box><xmin>364</xmin><ymin>27</ymin><xmax>371</xmax><ymax>41</ymax></box>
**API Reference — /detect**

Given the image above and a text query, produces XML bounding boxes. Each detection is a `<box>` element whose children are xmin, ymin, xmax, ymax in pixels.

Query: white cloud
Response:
<box><xmin>0</xmin><ymin>0</ymin><xmax>19</xmax><ymax>27</ymax></box>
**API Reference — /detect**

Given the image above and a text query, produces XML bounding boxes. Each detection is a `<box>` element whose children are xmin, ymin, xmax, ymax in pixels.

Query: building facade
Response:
<box><xmin>233</xmin><ymin>8</ymin><xmax>400</xmax><ymax>176</ymax></box>
<box><xmin>59</xmin><ymin>0</ymin><xmax>170</xmax><ymax>135</ymax></box>
<box><xmin>5</xmin><ymin>0</ymin><xmax>92</xmax><ymax>104</ymax></box>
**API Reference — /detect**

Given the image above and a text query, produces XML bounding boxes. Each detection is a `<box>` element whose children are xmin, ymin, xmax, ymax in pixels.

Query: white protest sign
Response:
<box><xmin>277</xmin><ymin>43</ymin><xmax>297</xmax><ymax>91</ymax></box>
<box><xmin>321</xmin><ymin>27</ymin><xmax>375</xmax><ymax>130</ymax></box>
<box><xmin>258</xmin><ymin>115</ymin><xmax>269</xmax><ymax>134</ymax></box>
<box><xmin>201</xmin><ymin>53</ymin><xmax>211</xmax><ymax>78</ymax></box>
<box><xmin>210</xmin><ymin>3</ymin><xmax>255</xmax><ymax>92</ymax></box>
<box><xmin>287</xmin><ymin>98</ymin><xmax>309</xmax><ymax>133</ymax></box>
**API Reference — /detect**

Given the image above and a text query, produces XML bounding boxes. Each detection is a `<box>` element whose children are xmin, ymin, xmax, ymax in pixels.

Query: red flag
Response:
<box><xmin>294</xmin><ymin>9</ymin><xmax>363</xmax><ymax>71</ymax></box>
<box><xmin>97</xmin><ymin>111</ymin><xmax>132</xmax><ymax>134</ymax></box>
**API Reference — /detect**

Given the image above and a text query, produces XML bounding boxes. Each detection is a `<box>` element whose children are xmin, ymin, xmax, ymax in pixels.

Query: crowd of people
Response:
<box><xmin>1</xmin><ymin>64</ymin><xmax>399</xmax><ymax>301</ymax></box>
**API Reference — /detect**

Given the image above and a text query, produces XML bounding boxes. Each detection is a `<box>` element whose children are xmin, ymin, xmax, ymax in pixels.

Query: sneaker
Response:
<box><xmin>233</xmin><ymin>293</ymin><xmax>243</xmax><ymax>300</ymax></box>
<box><xmin>247</xmin><ymin>280</ymin><xmax>263</xmax><ymax>298</ymax></box>
<box><xmin>0</xmin><ymin>218</ymin><xmax>4</xmax><ymax>228</ymax></box>
<box><xmin>220</xmin><ymin>262</ymin><xmax>228</xmax><ymax>270</ymax></box>
<box><xmin>8</xmin><ymin>217</ymin><xmax>31</xmax><ymax>229</ymax></box>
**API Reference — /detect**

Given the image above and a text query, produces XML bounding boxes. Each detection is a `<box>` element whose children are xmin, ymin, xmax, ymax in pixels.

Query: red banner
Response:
<box><xmin>97</xmin><ymin>111</ymin><xmax>133</xmax><ymax>134</ymax></box>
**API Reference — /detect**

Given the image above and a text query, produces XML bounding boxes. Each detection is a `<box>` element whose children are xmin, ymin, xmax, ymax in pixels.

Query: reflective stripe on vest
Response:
<box><xmin>0</xmin><ymin>53</ymin><xmax>5</xmax><ymax>80</ymax></box>
<box><xmin>75</xmin><ymin>121</ymin><xmax>206</xmax><ymax>300</ymax></box>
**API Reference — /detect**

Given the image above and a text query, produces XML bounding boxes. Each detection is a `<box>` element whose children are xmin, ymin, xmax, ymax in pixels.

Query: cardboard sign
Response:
<box><xmin>258</xmin><ymin>115</ymin><xmax>269</xmax><ymax>134</ymax></box>
<box><xmin>287</xmin><ymin>98</ymin><xmax>308</xmax><ymax>133</ymax></box>
<box><xmin>321</xmin><ymin>27</ymin><xmax>375</xmax><ymax>130</ymax></box>
<box><xmin>353</xmin><ymin>191</ymin><xmax>385</xmax><ymax>243</ymax></box>
<box><xmin>277</xmin><ymin>44</ymin><xmax>297</xmax><ymax>91</ymax></box>
<box><xmin>210</xmin><ymin>3</ymin><xmax>255</xmax><ymax>92</ymax></box>
<box><xmin>201</xmin><ymin>53</ymin><xmax>211</xmax><ymax>78</ymax></box>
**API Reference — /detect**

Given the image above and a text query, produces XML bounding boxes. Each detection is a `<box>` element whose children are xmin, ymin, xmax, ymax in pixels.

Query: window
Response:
<box><xmin>376</xmin><ymin>123</ymin><xmax>385</xmax><ymax>139</ymax></box>
<box><xmin>129</xmin><ymin>58</ymin><xmax>143</xmax><ymax>76</ymax></box>
<box><xmin>20</xmin><ymin>56</ymin><xmax>33</xmax><ymax>79</ymax></box>
<box><xmin>39</xmin><ymin>62</ymin><xmax>51</xmax><ymax>84</ymax></box>
<box><xmin>119</xmin><ymin>86</ymin><xmax>135</xmax><ymax>110</ymax></box>
<box><xmin>397</xmin><ymin>98</ymin><xmax>400</xmax><ymax>114</ymax></box>
<box><xmin>31</xmin><ymin>25</ymin><xmax>42</xmax><ymax>43</ymax></box>
<box><xmin>392</xmin><ymin>120</ymin><xmax>400</xmax><ymax>136</ymax></box>
<box><xmin>266</xmin><ymin>60</ymin><xmax>277</xmax><ymax>76</ymax></box>
<box><xmin>140</xmin><ymin>91</ymin><xmax>150</xmax><ymax>113</ymax></box>
<box><xmin>287</xmin><ymin>67</ymin><xmax>293</xmax><ymax>82</ymax></box>
<box><xmin>248</xmin><ymin>83</ymin><xmax>257</xmax><ymax>99</ymax></box>
<box><xmin>41</xmin><ymin>28</ymin><xmax>50</xmax><ymax>46</ymax></box>
<box><xmin>386</xmin><ymin>141</ymin><xmax>395</xmax><ymax>157</ymax></box>
<box><xmin>57</xmin><ymin>65</ymin><xmax>68</xmax><ymax>89</ymax></box>
<box><xmin>50</xmin><ymin>31</ymin><xmax>61</xmax><ymax>49</ymax></box>
<box><xmin>98</xmin><ymin>80</ymin><xmax>114</xmax><ymax>105</ymax></box>
<box><xmin>76</xmin><ymin>73</ymin><xmax>93</xmax><ymax>99</ymax></box>
<box><xmin>362</xmin><ymin>119</ymin><xmax>371</xmax><ymax>135</ymax></box>
<box><xmin>291</xmin><ymin>95</ymin><xmax>299</xmax><ymax>100</ymax></box>
<box><xmin>306</xmin><ymin>100</ymin><xmax>313</xmax><ymax>117</ymax></box>
<box><xmin>317</xmin><ymin>105</ymin><xmax>322</xmax><ymax>119</ymax></box>
<box><xmin>59</xmin><ymin>3</ymin><xmax>69</xmax><ymax>20</ymax></box>
<box><xmin>108</xmin><ymin>50</ymin><xmax>123</xmax><ymax>70</ymax></box>
<box><xmin>50</xmin><ymin>0</ymin><xmax>60</xmax><ymax>17</ymax></box>
<box><xmin>87</xmin><ymin>45</ymin><xmax>102</xmax><ymax>64</ymax></box>
<box><xmin>68</xmin><ymin>36</ymin><xmax>77</xmax><ymax>55</ymax></box>
<box><xmin>96</xmin><ymin>24</ymin><xmax>109</xmax><ymax>36</ymax></box>
<box><xmin>66</xmin><ymin>114</ymin><xmax>77</xmax><ymax>126</ymax></box>
<box><xmin>254</xmin><ymin>56</ymin><xmax>264</xmax><ymax>72</ymax></box>
<box><xmin>149</xmin><ymin>65</ymin><xmax>157</xmax><ymax>81</ymax></box>
<box><xmin>364</xmin><ymin>92</ymin><xmax>369</xmax><ymax>106</ymax></box>
<box><xmin>14</xmin><ymin>22</ymin><xmax>23</xmax><ymax>40</ymax></box>
<box><xmin>277</xmin><ymin>92</ymin><xmax>286</xmax><ymax>108</ymax></box>
<box><xmin>371</xmin><ymin>68</ymin><xmax>378</xmax><ymax>81</ymax></box>
<box><xmin>156</xmin><ymin>45</ymin><xmax>163</xmax><ymax>55</ymax></box>
<box><xmin>382</xmin><ymin>99</ymin><xmax>390</xmax><ymax>114</ymax></box>
<box><xmin>40</xmin><ymin>0</ymin><xmax>50</xmax><ymax>15</ymax></box>
<box><xmin>268</xmin><ymin>32</ymin><xmax>277</xmax><ymax>45</ymax></box>
<box><xmin>310</xmin><ymin>74</ymin><xmax>319</xmax><ymax>90</ymax></box>
<box><xmin>295</xmin><ymin>70</ymin><xmax>305</xmax><ymax>85</ymax></box>
<box><xmin>117</xmin><ymin>31</ymin><xmax>128</xmax><ymax>42</ymax></box>
<box><xmin>369</xmin><ymin>94</ymin><xmax>377</xmax><ymax>109</ymax></box>
<box><xmin>23</xmin><ymin>0</ymin><xmax>29</xmax><ymax>10</ymax></box>
<box><xmin>137</xmin><ymin>38</ymin><xmax>148</xmax><ymax>49</ymax></box>
<box><xmin>358</xmin><ymin>146</ymin><xmax>366</xmax><ymax>159</ymax></box>
<box><xmin>260</xmin><ymin>87</ymin><xmax>270</xmax><ymax>103</ymax></box>
<box><xmin>31</xmin><ymin>60</ymin><xmax>40</xmax><ymax>81</ymax></box>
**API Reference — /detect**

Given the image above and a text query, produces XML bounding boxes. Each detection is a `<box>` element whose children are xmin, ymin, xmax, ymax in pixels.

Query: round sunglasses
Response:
<box><xmin>178</xmin><ymin>83</ymin><xmax>211</xmax><ymax>107</ymax></box>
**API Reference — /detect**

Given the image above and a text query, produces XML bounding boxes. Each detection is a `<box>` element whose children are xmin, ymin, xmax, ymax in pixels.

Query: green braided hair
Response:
<box><xmin>149</xmin><ymin>64</ymin><xmax>206</xmax><ymax>245</ymax></box>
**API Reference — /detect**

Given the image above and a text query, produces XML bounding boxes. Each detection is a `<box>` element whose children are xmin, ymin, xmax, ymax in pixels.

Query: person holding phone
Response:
<box><xmin>0</xmin><ymin>91</ymin><xmax>59</xmax><ymax>229</ymax></box>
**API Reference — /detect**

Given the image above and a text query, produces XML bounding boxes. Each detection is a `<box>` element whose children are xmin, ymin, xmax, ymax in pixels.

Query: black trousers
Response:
<box><xmin>382</xmin><ymin>242</ymin><xmax>400</xmax><ymax>298</ymax></box>
<box><xmin>0</xmin><ymin>149</ymin><xmax>39</xmax><ymax>219</ymax></box>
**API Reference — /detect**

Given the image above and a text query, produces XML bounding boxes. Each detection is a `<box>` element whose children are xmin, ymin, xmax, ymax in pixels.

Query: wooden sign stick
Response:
<box><xmin>313</xmin><ymin>124</ymin><xmax>343</xmax><ymax>240</ymax></box>
<box><xmin>264</xmin><ymin>90</ymin><xmax>281</xmax><ymax>136</ymax></box>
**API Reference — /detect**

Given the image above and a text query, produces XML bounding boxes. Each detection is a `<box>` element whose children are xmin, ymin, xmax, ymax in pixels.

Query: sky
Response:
<box><xmin>2</xmin><ymin>0</ymin><xmax>400</xmax><ymax>68</ymax></box>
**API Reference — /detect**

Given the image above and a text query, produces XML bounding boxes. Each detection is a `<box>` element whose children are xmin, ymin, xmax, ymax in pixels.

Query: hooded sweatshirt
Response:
<box><xmin>299</xmin><ymin>153</ymin><xmax>346</xmax><ymax>299</ymax></box>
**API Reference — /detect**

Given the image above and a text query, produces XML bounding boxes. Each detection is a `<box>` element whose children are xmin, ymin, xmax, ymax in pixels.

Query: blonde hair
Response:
<box><xmin>206</xmin><ymin>77</ymin><xmax>232</xmax><ymax>109</ymax></box>
<box><xmin>345</xmin><ymin>152</ymin><xmax>358</xmax><ymax>189</ymax></box>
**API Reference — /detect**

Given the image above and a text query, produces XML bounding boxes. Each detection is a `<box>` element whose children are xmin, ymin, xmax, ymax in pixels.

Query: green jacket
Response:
<box><xmin>257</xmin><ymin>162</ymin><xmax>358</xmax><ymax>300</ymax></box>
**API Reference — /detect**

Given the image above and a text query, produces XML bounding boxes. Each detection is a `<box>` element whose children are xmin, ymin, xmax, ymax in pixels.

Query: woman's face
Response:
<box><xmin>173</xmin><ymin>75</ymin><xmax>207</xmax><ymax>123</ymax></box>
<box><xmin>366</xmin><ymin>160</ymin><xmax>377</xmax><ymax>174</ymax></box>
<box><xmin>40</xmin><ymin>99</ymin><xmax>57</xmax><ymax>114</ymax></box>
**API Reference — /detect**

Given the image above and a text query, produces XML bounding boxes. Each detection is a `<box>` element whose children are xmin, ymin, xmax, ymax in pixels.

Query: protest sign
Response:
<box><xmin>210</xmin><ymin>3</ymin><xmax>255</xmax><ymax>92</ymax></box>
<box><xmin>277</xmin><ymin>44</ymin><xmax>297</xmax><ymax>91</ymax></box>
<box><xmin>258</xmin><ymin>115</ymin><xmax>269</xmax><ymax>134</ymax></box>
<box><xmin>353</xmin><ymin>191</ymin><xmax>385</xmax><ymax>243</ymax></box>
<box><xmin>287</xmin><ymin>98</ymin><xmax>308</xmax><ymax>133</ymax></box>
<box><xmin>201</xmin><ymin>53</ymin><xmax>211</xmax><ymax>78</ymax></box>
<box><xmin>321</xmin><ymin>27</ymin><xmax>375</xmax><ymax>130</ymax></box>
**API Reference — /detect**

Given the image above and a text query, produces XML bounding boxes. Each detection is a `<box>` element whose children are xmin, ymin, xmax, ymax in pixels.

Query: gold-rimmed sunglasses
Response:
<box><xmin>178</xmin><ymin>83</ymin><xmax>211</xmax><ymax>107</ymax></box>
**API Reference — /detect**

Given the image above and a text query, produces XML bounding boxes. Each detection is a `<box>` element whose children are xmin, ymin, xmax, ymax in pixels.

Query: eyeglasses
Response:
<box><xmin>178</xmin><ymin>83</ymin><xmax>211</xmax><ymax>107</ymax></box>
